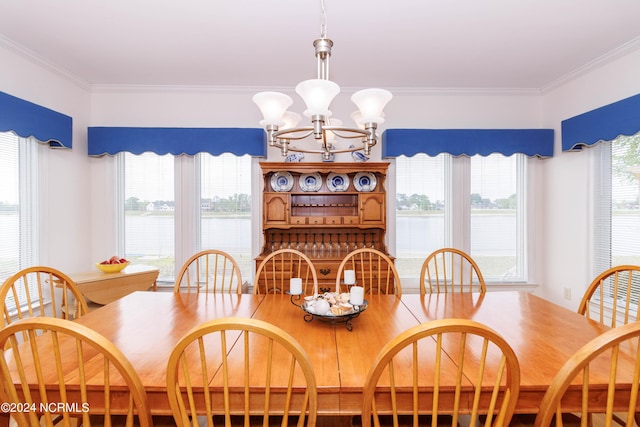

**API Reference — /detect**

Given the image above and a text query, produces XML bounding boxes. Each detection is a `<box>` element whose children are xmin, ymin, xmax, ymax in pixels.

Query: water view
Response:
<box><xmin>2</xmin><ymin>212</ymin><xmax>639</xmax><ymax>281</ymax></box>
<box><xmin>120</xmin><ymin>215</ymin><xmax>517</xmax><ymax>256</ymax></box>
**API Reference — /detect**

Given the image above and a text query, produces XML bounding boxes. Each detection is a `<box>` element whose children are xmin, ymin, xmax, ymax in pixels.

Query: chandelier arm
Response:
<box><xmin>283</xmin><ymin>146</ymin><xmax>326</xmax><ymax>155</ymax></box>
<box><xmin>327</xmin><ymin>144</ymin><xmax>376</xmax><ymax>154</ymax></box>
<box><xmin>326</xmin><ymin>127</ymin><xmax>370</xmax><ymax>139</ymax></box>
<box><xmin>273</xmin><ymin>127</ymin><xmax>315</xmax><ymax>141</ymax></box>
<box><xmin>279</xmin><ymin>139</ymin><xmax>290</xmax><ymax>156</ymax></box>
<box><xmin>282</xmin><ymin>143</ymin><xmax>375</xmax><ymax>155</ymax></box>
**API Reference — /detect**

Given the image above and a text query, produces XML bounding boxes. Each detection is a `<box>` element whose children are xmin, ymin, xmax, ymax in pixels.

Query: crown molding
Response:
<box><xmin>89</xmin><ymin>84</ymin><xmax>273</xmax><ymax>94</ymax></box>
<box><xmin>90</xmin><ymin>83</ymin><xmax>542</xmax><ymax>97</ymax></box>
<box><xmin>0</xmin><ymin>35</ymin><xmax>91</xmax><ymax>91</ymax></box>
<box><xmin>380</xmin><ymin>86</ymin><xmax>542</xmax><ymax>96</ymax></box>
<box><xmin>541</xmin><ymin>36</ymin><xmax>640</xmax><ymax>94</ymax></box>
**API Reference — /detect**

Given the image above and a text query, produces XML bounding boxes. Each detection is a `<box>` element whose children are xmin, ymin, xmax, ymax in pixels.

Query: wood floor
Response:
<box><xmin>152</xmin><ymin>415</ymin><xmax>354</xmax><ymax>426</ymax></box>
<box><xmin>8</xmin><ymin>412</ymin><xmax>633</xmax><ymax>426</ymax></box>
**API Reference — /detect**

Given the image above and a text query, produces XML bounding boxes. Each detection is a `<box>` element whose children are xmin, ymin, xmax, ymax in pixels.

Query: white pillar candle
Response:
<box><xmin>290</xmin><ymin>278</ymin><xmax>303</xmax><ymax>295</ymax></box>
<box><xmin>350</xmin><ymin>286</ymin><xmax>364</xmax><ymax>305</ymax></box>
<box><xmin>344</xmin><ymin>270</ymin><xmax>356</xmax><ymax>285</ymax></box>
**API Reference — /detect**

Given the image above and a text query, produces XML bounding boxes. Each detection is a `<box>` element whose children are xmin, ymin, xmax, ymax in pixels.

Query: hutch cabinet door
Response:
<box><xmin>264</xmin><ymin>193</ymin><xmax>289</xmax><ymax>224</ymax></box>
<box><xmin>360</xmin><ymin>193</ymin><xmax>385</xmax><ymax>225</ymax></box>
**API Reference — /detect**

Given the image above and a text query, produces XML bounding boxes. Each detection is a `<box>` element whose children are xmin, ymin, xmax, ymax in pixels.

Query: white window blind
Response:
<box><xmin>470</xmin><ymin>154</ymin><xmax>526</xmax><ymax>281</ymax></box>
<box><xmin>199</xmin><ymin>153</ymin><xmax>252</xmax><ymax>281</ymax></box>
<box><xmin>395</xmin><ymin>154</ymin><xmax>448</xmax><ymax>278</ymax></box>
<box><xmin>118</xmin><ymin>152</ymin><xmax>252</xmax><ymax>284</ymax></box>
<box><xmin>395</xmin><ymin>153</ymin><xmax>528</xmax><ymax>283</ymax></box>
<box><xmin>594</xmin><ymin>135</ymin><xmax>640</xmax><ymax>270</ymax></box>
<box><xmin>0</xmin><ymin>132</ymin><xmax>39</xmax><ymax>313</ymax></box>
<box><xmin>592</xmin><ymin>135</ymin><xmax>640</xmax><ymax>318</ymax></box>
<box><xmin>0</xmin><ymin>133</ymin><xmax>20</xmax><ymax>279</ymax></box>
<box><xmin>120</xmin><ymin>152</ymin><xmax>175</xmax><ymax>281</ymax></box>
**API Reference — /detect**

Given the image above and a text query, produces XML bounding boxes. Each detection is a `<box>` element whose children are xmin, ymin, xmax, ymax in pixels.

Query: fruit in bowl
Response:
<box><xmin>96</xmin><ymin>256</ymin><xmax>130</xmax><ymax>273</ymax></box>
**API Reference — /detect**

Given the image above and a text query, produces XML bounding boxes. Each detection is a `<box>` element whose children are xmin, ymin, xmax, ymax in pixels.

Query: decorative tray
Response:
<box><xmin>292</xmin><ymin>292</ymin><xmax>367</xmax><ymax>331</ymax></box>
<box><xmin>299</xmin><ymin>173</ymin><xmax>322</xmax><ymax>192</ymax></box>
<box><xmin>271</xmin><ymin>171</ymin><xmax>294</xmax><ymax>192</ymax></box>
<box><xmin>327</xmin><ymin>173</ymin><xmax>350</xmax><ymax>192</ymax></box>
<box><xmin>354</xmin><ymin>172</ymin><xmax>377</xmax><ymax>192</ymax></box>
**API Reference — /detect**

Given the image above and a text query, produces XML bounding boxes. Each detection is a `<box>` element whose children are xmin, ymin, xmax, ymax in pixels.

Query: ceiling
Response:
<box><xmin>1</xmin><ymin>0</ymin><xmax>640</xmax><ymax>92</ymax></box>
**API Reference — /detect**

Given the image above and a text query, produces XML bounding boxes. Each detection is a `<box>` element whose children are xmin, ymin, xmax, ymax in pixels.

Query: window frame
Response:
<box><xmin>391</xmin><ymin>153</ymin><xmax>535</xmax><ymax>291</ymax></box>
<box><xmin>116</xmin><ymin>152</ymin><xmax>255</xmax><ymax>286</ymax></box>
<box><xmin>591</xmin><ymin>135</ymin><xmax>640</xmax><ymax>274</ymax></box>
<box><xmin>0</xmin><ymin>133</ymin><xmax>42</xmax><ymax>314</ymax></box>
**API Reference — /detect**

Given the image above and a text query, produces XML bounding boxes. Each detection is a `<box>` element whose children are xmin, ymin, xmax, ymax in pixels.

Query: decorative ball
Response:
<box><xmin>314</xmin><ymin>299</ymin><xmax>330</xmax><ymax>315</ymax></box>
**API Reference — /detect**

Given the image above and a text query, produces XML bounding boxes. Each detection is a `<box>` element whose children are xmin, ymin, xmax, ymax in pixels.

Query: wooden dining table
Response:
<box><xmin>0</xmin><ymin>289</ymin><xmax>636</xmax><ymax>424</ymax></box>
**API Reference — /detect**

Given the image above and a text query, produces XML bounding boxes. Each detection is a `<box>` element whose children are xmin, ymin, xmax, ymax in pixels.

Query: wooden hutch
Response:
<box><xmin>257</xmin><ymin>162</ymin><xmax>390</xmax><ymax>292</ymax></box>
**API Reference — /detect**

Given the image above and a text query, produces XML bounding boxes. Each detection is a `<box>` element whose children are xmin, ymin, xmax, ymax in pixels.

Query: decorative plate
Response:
<box><xmin>326</xmin><ymin>173</ymin><xmax>350</xmax><ymax>192</ymax></box>
<box><xmin>299</xmin><ymin>173</ymin><xmax>322</xmax><ymax>192</ymax></box>
<box><xmin>354</xmin><ymin>172</ymin><xmax>377</xmax><ymax>192</ymax></box>
<box><xmin>270</xmin><ymin>171</ymin><xmax>294</xmax><ymax>192</ymax></box>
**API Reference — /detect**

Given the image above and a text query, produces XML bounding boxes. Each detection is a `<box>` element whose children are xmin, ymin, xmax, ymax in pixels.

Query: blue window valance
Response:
<box><xmin>0</xmin><ymin>91</ymin><xmax>72</xmax><ymax>148</ymax></box>
<box><xmin>88</xmin><ymin>127</ymin><xmax>266</xmax><ymax>157</ymax></box>
<box><xmin>382</xmin><ymin>128</ymin><xmax>554</xmax><ymax>158</ymax></box>
<box><xmin>562</xmin><ymin>93</ymin><xmax>640</xmax><ymax>152</ymax></box>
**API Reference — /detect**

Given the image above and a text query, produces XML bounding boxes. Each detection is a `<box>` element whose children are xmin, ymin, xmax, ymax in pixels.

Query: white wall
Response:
<box><xmin>539</xmin><ymin>49</ymin><xmax>640</xmax><ymax>309</ymax></box>
<box><xmin>0</xmin><ymin>41</ymin><xmax>92</xmax><ymax>274</ymax></box>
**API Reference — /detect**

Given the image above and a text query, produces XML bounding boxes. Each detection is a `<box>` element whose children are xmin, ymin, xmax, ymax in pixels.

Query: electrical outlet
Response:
<box><xmin>563</xmin><ymin>287</ymin><xmax>571</xmax><ymax>300</ymax></box>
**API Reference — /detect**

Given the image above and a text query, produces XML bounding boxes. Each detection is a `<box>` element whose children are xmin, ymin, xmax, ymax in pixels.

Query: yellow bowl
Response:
<box><xmin>95</xmin><ymin>261</ymin><xmax>130</xmax><ymax>273</ymax></box>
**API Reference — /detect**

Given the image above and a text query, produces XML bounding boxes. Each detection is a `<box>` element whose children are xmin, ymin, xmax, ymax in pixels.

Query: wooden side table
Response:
<box><xmin>70</xmin><ymin>264</ymin><xmax>159</xmax><ymax>305</ymax></box>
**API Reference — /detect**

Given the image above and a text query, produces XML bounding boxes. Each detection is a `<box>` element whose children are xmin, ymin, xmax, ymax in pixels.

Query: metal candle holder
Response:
<box><xmin>290</xmin><ymin>292</ymin><xmax>367</xmax><ymax>332</ymax></box>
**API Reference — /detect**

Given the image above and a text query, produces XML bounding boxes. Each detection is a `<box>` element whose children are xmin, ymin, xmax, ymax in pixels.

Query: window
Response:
<box><xmin>199</xmin><ymin>153</ymin><xmax>252</xmax><ymax>281</ymax></box>
<box><xmin>118</xmin><ymin>152</ymin><xmax>253</xmax><ymax>284</ymax></box>
<box><xmin>470</xmin><ymin>154</ymin><xmax>526</xmax><ymax>281</ymax></box>
<box><xmin>593</xmin><ymin>134</ymin><xmax>640</xmax><ymax>270</ymax></box>
<box><xmin>592</xmin><ymin>134</ymin><xmax>640</xmax><ymax>319</ymax></box>
<box><xmin>395</xmin><ymin>153</ymin><xmax>528</xmax><ymax>283</ymax></box>
<box><xmin>395</xmin><ymin>154</ymin><xmax>448</xmax><ymax>277</ymax></box>
<box><xmin>120</xmin><ymin>152</ymin><xmax>175</xmax><ymax>281</ymax></box>
<box><xmin>561</xmin><ymin>95</ymin><xmax>640</xmax><ymax>319</ymax></box>
<box><xmin>0</xmin><ymin>132</ymin><xmax>39</xmax><ymax>312</ymax></box>
<box><xmin>0</xmin><ymin>133</ymin><xmax>20</xmax><ymax>279</ymax></box>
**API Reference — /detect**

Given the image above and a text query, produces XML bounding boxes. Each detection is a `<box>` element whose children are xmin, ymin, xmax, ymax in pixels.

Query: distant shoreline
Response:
<box><xmin>125</xmin><ymin>211</ymin><xmax>250</xmax><ymax>218</ymax></box>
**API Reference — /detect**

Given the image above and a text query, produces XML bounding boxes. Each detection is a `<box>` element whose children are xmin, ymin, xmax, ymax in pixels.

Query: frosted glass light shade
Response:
<box><xmin>253</xmin><ymin>92</ymin><xmax>293</xmax><ymax>126</ymax></box>
<box><xmin>325</xmin><ymin>118</ymin><xmax>342</xmax><ymax>144</ymax></box>
<box><xmin>351</xmin><ymin>88</ymin><xmax>392</xmax><ymax>123</ymax></box>
<box><xmin>282</xmin><ymin>111</ymin><xmax>302</xmax><ymax>129</ymax></box>
<box><xmin>295</xmin><ymin>79</ymin><xmax>340</xmax><ymax>117</ymax></box>
<box><xmin>350</xmin><ymin>111</ymin><xmax>365</xmax><ymax>129</ymax></box>
<box><xmin>351</xmin><ymin>110</ymin><xmax>385</xmax><ymax>128</ymax></box>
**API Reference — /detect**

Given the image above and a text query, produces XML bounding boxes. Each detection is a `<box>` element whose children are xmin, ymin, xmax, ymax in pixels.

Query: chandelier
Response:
<box><xmin>253</xmin><ymin>1</ymin><xmax>392</xmax><ymax>161</ymax></box>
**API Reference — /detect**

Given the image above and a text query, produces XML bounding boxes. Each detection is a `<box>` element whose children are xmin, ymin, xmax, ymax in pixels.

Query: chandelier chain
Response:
<box><xmin>320</xmin><ymin>0</ymin><xmax>327</xmax><ymax>39</ymax></box>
